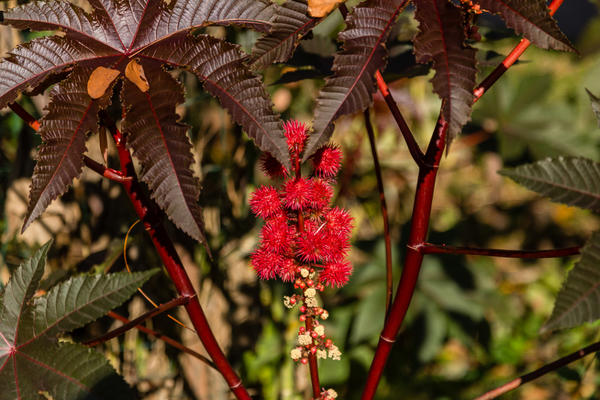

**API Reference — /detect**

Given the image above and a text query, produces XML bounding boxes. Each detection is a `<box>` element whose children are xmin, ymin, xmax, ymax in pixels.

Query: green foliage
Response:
<box><xmin>500</xmin><ymin>157</ymin><xmax>600</xmax><ymax>212</ymax></box>
<box><xmin>0</xmin><ymin>240</ymin><xmax>157</xmax><ymax>399</ymax></box>
<box><xmin>543</xmin><ymin>232</ymin><xmax>600</xmax><ymax>331</ymax></box>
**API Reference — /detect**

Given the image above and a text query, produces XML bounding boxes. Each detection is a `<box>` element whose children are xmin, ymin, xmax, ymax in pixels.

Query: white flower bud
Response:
<box><xmin>314</xmin><ymin>325</ymin><xmax>325</xmax><ymax>336</ymax></box>
<box><xmin>290</xmin><ymin>347</ymin><xmax>302</xmax><ymax>360</ymax></box>
<box><xmin>300</xmin><ymin>268</ymin><xmax>309</xmax><ymax>278</ymax></box>
<box><xmin>328</xmin><ymin>344</ymin><xmax>341</xmax><ymax>361</ymax></box>
<box><xmin>304</xmin><ymin>288</ymin><xmax>316</xmax><ymax>298</ymax></box>
<box><xmin>298</xmin><ymin>334</ymin><xmax>312</xmax><ymax>346</ymax></box>
<box><xmin>305</xmin><ymin>297</ymin><xmax>318</xmax><ymax>307</ymax></box>
<box><xmin>321</xmin><ymin>310</ymin><xmax>329</xmax><ymax>320</ymax></box>
<box><xmin>316</xmin><ymin>349</ymin><xmax>327</xmax><ymax>359</ymax></box>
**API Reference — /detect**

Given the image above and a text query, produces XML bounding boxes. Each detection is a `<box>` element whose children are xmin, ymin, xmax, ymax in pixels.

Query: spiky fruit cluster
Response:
<box><xmin>250</xmin><ymin>120</ymin><xmax>353</xmax><ymax>366</ymax></box>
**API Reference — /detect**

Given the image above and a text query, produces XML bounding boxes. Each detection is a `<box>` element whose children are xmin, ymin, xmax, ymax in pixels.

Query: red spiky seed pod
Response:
<box><xmin>319</xmin><ymin>260</ymin><xmax>353</xmax><ymax>288</ymax></box>
<box><xmin>249</xmin><ymin>186</ymin><xmax>281</xmax><ymax>218</ymax></box>
<box><xmin>312</xmin><ymin>144</ymin><xmax>342</xmax><ymax>177</ymax></box>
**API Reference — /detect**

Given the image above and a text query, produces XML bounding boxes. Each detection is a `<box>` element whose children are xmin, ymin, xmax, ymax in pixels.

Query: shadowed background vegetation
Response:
<box><xmin>2</xmin><ymin>0</ymin><xmax>600</xmax><ymax>398</ymax></box>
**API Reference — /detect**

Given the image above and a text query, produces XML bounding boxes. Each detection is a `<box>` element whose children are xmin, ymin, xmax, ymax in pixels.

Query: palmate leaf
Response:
<box><xmin>474</xmin><ymin>0</ymin><xmax>574</xmax><ymax>52</ymax></box>
<box><xmin>0</xmin><ymin>240</ymin><xmax>157</xmax><ymax>399</ymax></box>
<box><xmin>413</xmin><ymin>0</ymin><xmax>477</xmax><ymax>146</ymax></box>
<box><xmin>500</xmin><ymin>157</ymin><xmax>600</xmax><ymax>212</ymax></box>
<box><xmin>250</xmin><ymin>0</ymin><xmax>319</xmax><ymax>70</ymax></box>
<box><xmin>542</xmin><ymin>232</ymin><xmax>600</xmax><ymax>332</ymax></box>
<box><xmin>141</xmin><ymin>34</ymin><xmax>289</xmax><ymax>168</ymax></box>
<box><xmin>305</xmin><ymin>0</ymin><xmax>408</xmax><ymax>160</ymax></box>
<box><xmin>122</xmin><ymin>63</ymin><xmax>206</xmax><ymax>243</ymax></box>
<box><xmin>23</xmin><ymin>67</ymin><xmax>115</xmax><ymax>232</ymax></box>
<box><xmin>1</xmin><ymin>0</ymin><xmax>289</xmax><ymax>239</ymax></box>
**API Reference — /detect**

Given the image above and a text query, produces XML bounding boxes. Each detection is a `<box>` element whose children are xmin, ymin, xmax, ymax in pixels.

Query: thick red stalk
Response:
<box><xmin>419</xmin><ymin>243</ymin><xmax>581</xmax><ymax>258</ymax></box>
<box><xmin>294</xmin><ymin>165</ymin><xmax>321</xmax><ymax>398</ymax></box>
<box><xmin>109</xmin><ymin>123</ymin><xmax>252</xmax><ymax>399</ymax></box>
<box><xmin>10</xmin><ymin>103</ymin><xmax>251</xmax><ymax>398</ymax></box>
<box><xmin>475</xmin><ymin>339</ymin><xmax>600</xmax><ymax>400</ymax></box>
<box><xmin>361</xmin><ymin>116</ymin><xmax>447</xmax><ymax>400</ymax></box>
<box><xmin>364</xmin><ymin>109</ymin><xmax>393</xmax><ymax>314</ymax></box>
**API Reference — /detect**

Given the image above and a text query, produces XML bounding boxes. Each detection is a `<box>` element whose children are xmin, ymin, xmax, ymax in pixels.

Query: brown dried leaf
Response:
<box><xmin>308</xmin><ymin>0</ymin><xmax>343</xmax><ymax>17</ymax></box>
<box><xmin>87</xmin><ymin>66</ymin><xmax>120</xmax><ymax>99</ymax></box>
<box><xmin>125</xmin><ymin>59</ymin><xmax>149</xmax><ymax>93</ymax></box>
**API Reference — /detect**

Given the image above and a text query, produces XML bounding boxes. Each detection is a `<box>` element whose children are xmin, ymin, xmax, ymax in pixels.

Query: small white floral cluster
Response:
<box><xmin>285</xmin><ymin>283</ymin><xmax>342</xmax><ymax>365</ymax></box>
<box><xmin>319</xmin><ymin>388</ymin><xmax>338</xmax><ymax>399</ymax></box>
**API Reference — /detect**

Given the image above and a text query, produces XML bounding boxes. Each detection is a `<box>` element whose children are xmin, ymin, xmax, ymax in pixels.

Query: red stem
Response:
<box><xmin>419</xmin><ymin>243</ymin><xmax>581</xmax><ymax>258</ymax></box>
<box><xmin>10</xmin><ymin>104</ymin><xmax>251</xmax><ymax>397</ymax></box>
<box><xmin>364</xmin><ymin>109</ymin><xmax>393</xmax><ymax>314</ymax></box>
<box><xmin>107</xmin><ymin>121</ymin><xmax>251</xmax><ymax>399</ymax></box>
<box><xmin>473</xmin><ymin>0</ymin><xmax>563</xmax><ymax>102</ymax></box>
<box><xmin>84</xmin><ymin>296</ymin><xmax>191</xmax><ymax>346</ymax></box>
<box><xmin>375</xmin><ymin>71</ymin><xmax>425</xmax><ymax>166</ymax></box>
<box><xmin>107</xmin><ymin>311</ymin><xmax>216</xmax><ymax>369</ymax></box>
<box><xmin>361</xmin><ymin>116</ymin><xmax>448</xmax><ymax>400</ymax></box>
<box><xmin>83</xmin><ymin>155</ymin><xmax>132</xmax><ymax>183</ymax></box>
<box><xmin>475</xmin><ymin>339</ymin><xmax>600</xmax><ymax>400</ymax></box>
<box><xmin>294</xmin><ymin>165</ymin><xmax>321</xmax><ymax>398</ymax></box>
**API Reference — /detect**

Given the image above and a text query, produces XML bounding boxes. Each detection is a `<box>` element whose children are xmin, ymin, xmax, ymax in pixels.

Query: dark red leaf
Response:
<box><xmin>122</xmin><ymin>63</ymin><xmax>207</xmax><ymax>243</ymax></box>
<box><xmin>250</xmin><ymin>0</ymin><xmax>319</xmax><ymax>70</ymax></box>
<box><xmin>474</xmin><ymin>0</ymin><xmax>574</xmax><ymax>52</ymax></box>
<box><xmin>0</xmin><ymin>36</ymin><xmax>118</xmax><ymax>110</ymax></box>
<box><xmin>304</xmin><ymin>0</ymin><xmax>408</xmax><ymax>160</ymax></box>
<box><xmin>413</xmin><ymin>0</ymin><xmax>477</xmax><ymax>145</ymax></box>
<box><xmin>140</xmin><ymin>34</ymin><xmax>290</xmax><ymax>169</ymax></box>
<box><xmin>1</xmin><ymin>0</ymin><xmax>122</xmax><ymax>50</ymax></box>
<box><xmin>132</xmin><ymin>0</ymin><xmax>275</xmax><ymax>50</ymax></box>
<box><xmin>22</xmin><ymin>67</ymin><xmax>115</xmax><ymax>232</ymax></box>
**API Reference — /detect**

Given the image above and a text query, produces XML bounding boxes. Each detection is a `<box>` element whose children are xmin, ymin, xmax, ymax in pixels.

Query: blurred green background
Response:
<box><xmin>2</xmin><ymin>0</ymin><xmax>600</xmax><ymax>399</ymax></box>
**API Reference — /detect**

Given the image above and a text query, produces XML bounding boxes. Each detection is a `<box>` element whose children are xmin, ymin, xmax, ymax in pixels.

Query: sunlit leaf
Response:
<box><xmin>125</xmin><ymin>59</ymin><xmax>149</xmax><ymax>93</ymax></box>
<box><xmin>542</xmin><ymin>232</ymin><xmax>600</xmax><ymax>332</ymax></box>
<box><xmin>87</xmin><ymin>66</ymin><xmax>120</xmax><ymax>99</ymax></box>
<box><xmin>500</xmin><ymin>157</ymin><xmax>600</xmax><ymax>212</ymax></box>
<box><xmin>307</xmin><ymin>0</ymin><xmax>344</xmax><ymax>17</ymax></box>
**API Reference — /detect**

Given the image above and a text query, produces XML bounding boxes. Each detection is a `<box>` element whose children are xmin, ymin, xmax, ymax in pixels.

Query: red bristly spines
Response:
<box><xmin>250</xmin><ymin>120</ymin><xmax>353</xmax><ymax>382</ymax></box>
<box><xmin>312</xmin><ymin>144</ymin><xmax>342</xmax><ymax>178</ymax></box>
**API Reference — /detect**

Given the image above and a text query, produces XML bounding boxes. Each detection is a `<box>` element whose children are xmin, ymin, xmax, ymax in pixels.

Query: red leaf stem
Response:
<box><xmin>82</xmin><ymin>156</ymin><xmax>132</xmax><ymax>183</ymax></box>
<box><xmin>105</xmin><ymin>117</ymin><xmax>252</xmax><ymax>400</ymax></box>
<box><xmin>107</xmin><ymin>311</ymin><xmax>216</xmax><ymax>370</ymax></box>
<box><xmin>473</xmin><ymin>0</ymin><xmax>564</xmax><ymax>102</ymax></box>
<box><xmin>8</xmin><ymin>102</ymin><xmax>40</xmax><ymax>131</ymax></box>
<box><xmin>364</xmin><ymin>109</ymin><xmax>393</xmax><ymax>314</ymax></box>
<box><xmin>418</xmin><ymin>243</ymin><xmax>581</xmax><ymax>258</ymax></box>
<box><xmin>475</xmin><ymin>339</ymin><xmax>600</xmax><ymax>400</ymax></box>
<box><xmin>375</xmin><ymin>71</ymin><xmax>425</xmax><ymax>167</ymax></box>
<box><xmin>84</xmin><ymin>295</ymin><xmax>190</xmax><ymax>346</ymax></box>
<box><xmin>361</xmin><ymin>116</ymin><xmax>447</xmax><ymax>400</ymax></box>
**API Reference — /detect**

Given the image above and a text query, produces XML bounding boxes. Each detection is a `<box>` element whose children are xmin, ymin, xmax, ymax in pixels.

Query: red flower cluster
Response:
<box><xmin>249</xmin><ymin>121</ymin><xmax>353</xmax><ymax>288</ymax></box>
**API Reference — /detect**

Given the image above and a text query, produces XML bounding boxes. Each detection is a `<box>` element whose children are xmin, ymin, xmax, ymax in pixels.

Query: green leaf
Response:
<box><xmin>500</xmin><ymin>157</ymin><xmax>600</xmax><ymax>212</ymax></box>
<box><xmin>587</xmin><ymin>88</ymin><xmax>600</xmax><ymax>128</ymax></box>
<box><xmin>542</xmin><ymin>231</ymin><xmax>600</xmax><ymax>332</ymax></box>
<box><xmin>0</xmin><ymin>241</ymin><xmax>156</xmax><ymax>399</ymax></box>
